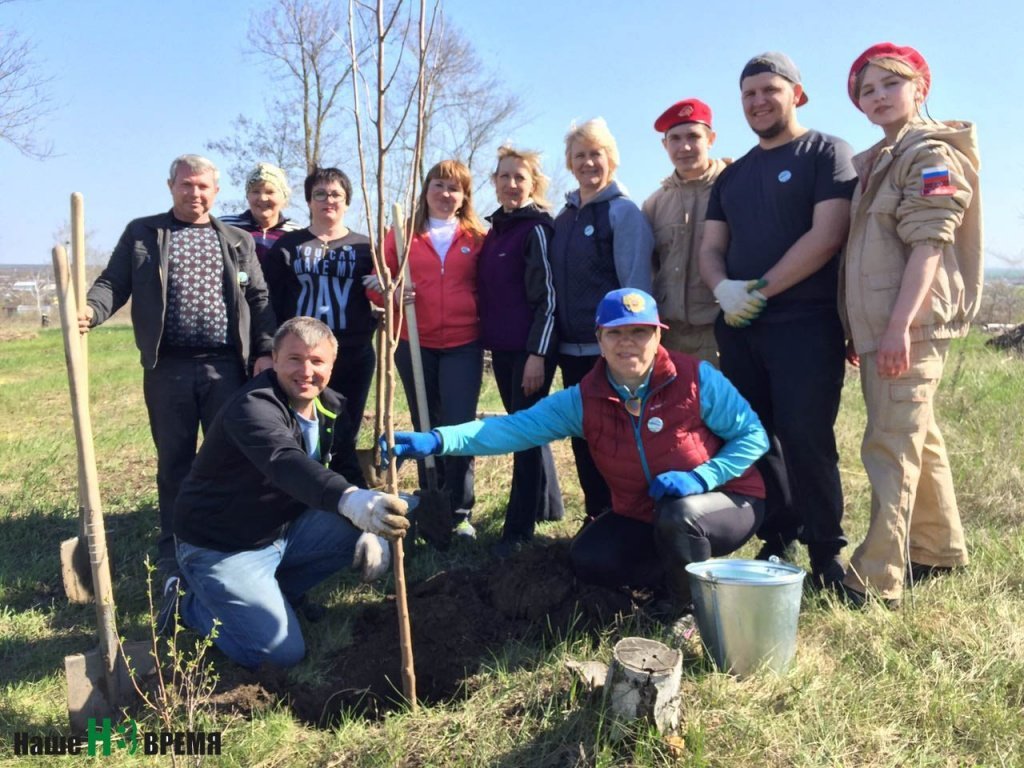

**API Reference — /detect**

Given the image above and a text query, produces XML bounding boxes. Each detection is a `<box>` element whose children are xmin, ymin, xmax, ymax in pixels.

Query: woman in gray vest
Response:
<box><xmin>549</xmin><ymin>117</ymin><xmax>655</xmax><ymax>525</ymax></box>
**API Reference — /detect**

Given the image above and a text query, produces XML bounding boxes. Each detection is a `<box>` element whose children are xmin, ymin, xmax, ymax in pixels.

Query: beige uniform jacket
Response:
<box><xmin>841</xmin><ymin>120</ymin><xmax>982</xmax><ymax>354</ymax></box>
<box><xmin>642</xmin><ymin>159</ymin><xmax>728</xmax><ymax>328</ymax></box>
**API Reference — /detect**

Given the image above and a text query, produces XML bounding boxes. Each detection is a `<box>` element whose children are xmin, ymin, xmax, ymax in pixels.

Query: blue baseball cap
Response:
<box><xmin>594</xmin><ymin>288</ymin><xmax>669</xmax><ymax>329</ymax></box>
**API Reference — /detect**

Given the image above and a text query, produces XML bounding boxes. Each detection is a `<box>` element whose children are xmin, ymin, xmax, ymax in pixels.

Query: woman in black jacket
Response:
<box><xmin>477</xmin><ymin>146</ymin><xmax>564</xmax><ymax>556</ymax></box>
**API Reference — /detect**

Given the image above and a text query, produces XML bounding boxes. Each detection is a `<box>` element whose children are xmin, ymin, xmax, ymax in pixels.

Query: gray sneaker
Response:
<box><xmin>453</xmin><ymin>519</ymin><xmax>477</xmax><ymax>539</ymax></box>
<box><xmin>155</xmin><ymin>576</ymin><xmax>182</xmax><ymax>636</ymax></box>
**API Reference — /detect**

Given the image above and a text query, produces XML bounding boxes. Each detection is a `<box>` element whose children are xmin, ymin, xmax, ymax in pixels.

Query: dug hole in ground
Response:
<box><xmin>201</xmin><ymin>541</ymin><xmax>639</xmax><ymax>726</ymax></box>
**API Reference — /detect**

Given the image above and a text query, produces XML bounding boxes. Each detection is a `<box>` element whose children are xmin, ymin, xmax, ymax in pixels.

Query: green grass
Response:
<box><xmin>1</xmin><ymin>325</ymin><xmax>1022</xmax><ymax>766</ymax></box>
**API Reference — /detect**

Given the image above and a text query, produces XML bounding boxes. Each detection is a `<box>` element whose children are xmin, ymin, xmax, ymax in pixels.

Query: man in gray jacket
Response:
<box><xmin>79</xmin><ymin>154</ymin><xmax>276</xmax><ymax>576</ymax></box>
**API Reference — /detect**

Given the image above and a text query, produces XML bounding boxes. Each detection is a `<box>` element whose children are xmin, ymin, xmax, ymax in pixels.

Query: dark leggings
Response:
<box><xmin>569</xmin><ymin>492</ymin><xmax>764</xmax><ymax>595</ymax></box>
<box><xmin>328</xmin><ymin>341</ymin><xmax>376</xmax><ymax>445</ymax></box>
<box><xmin>491</xmin><ymin>350</ymin><xmax>564</xmax><ymax>539</ymax></box>
<box><xmin>395</xmin><ymin>339</ymin><xmax>483</xmax><ymax>514</ymax></box>
<box><xmin>558</xmin><ymin>354</ymin><xmax>612</xmax><ymax>519</ymax></box>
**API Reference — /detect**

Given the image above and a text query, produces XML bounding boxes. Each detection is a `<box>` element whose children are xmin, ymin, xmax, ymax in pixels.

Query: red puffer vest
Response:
<box><xmin>580</xmin><ymin>346</ymin><xmax>765</xmax><ymax>524</ymax></box>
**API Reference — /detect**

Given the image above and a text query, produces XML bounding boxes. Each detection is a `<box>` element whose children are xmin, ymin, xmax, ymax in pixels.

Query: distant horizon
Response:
<box><xmin>3</xmin><ymin>262</ymin><xmax>1023</xmax><ymax>278</ymax></box>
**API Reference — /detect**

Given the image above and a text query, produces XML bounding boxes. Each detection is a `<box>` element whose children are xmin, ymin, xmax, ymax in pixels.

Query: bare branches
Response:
<box><xmin>413</xmin><ymin>21</ymin><xmax>525</xmax><ymax>187</ymax></box>
<box><xmin>206</xmin><ymin>108</ymin><xmax>304</xmax><ymax>188</ymax></box>
<box><xmin>0</xmin><ymin>19</ymin><xmax>53</xmax><ymax>158</ymax></box>
<box><xmin>208</xmin><ymin>0</ymin><xmax>378</xmax><ymax>185</ymax></box>
<box><xmin>211</xmin><ymin>0</ymin><xmax>524</xmax><ymax>221</ymax></box>
<box><xmin>247</xmin><ymin>0</ymin><xmax>358</xmax><ymax>172</ymax></box>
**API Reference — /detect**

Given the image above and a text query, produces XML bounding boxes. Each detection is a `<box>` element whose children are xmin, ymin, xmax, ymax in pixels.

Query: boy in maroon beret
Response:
<box><xmin>641</xmin><ymin>98</ymin><xmax>726</xmax><ymax>365</ymax></box>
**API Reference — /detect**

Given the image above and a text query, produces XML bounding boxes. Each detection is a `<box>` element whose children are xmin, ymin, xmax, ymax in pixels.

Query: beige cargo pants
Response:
<box><xmin>661</xmin><ymin>322</ymin><xmax>719</xmax><ymax>368</ymax></box>
<box><xmin>844</xmin><ymin>338</ymin><xmax>969</xmax><ymax>600</ymax></box>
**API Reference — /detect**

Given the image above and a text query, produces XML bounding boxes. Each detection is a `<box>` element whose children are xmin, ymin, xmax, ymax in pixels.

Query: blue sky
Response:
<box><xmin>2</xmin><ymin>0</ymin><xmax>1021</xmax><ymax>267</ymax></box>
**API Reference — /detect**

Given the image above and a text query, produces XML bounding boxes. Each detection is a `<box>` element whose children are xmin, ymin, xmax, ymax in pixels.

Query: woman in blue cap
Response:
<box><xmin>385</xmin><ymin>288</ymin><xmax>768</xmax><ymax>614</ymax></box>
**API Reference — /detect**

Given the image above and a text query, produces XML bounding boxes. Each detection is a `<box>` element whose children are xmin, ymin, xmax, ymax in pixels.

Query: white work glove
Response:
<box><xmin>361</xmin><ymin>273</ymin><xmax>383</xmax><ymax>293</ymax></box>
<box><xmin>352</xmin><ymin>532</ymin><xmax>391</xmax><ymax>582</ymax></box>
<box><xmin>338</xmin><ymin>488</ymin><xmax>410</xmax><ymax>539</ymax></box>
<box><xmin>713</xmin><ymin>278</ymin><xmax>768</xmax><ymax>327</ymax></box>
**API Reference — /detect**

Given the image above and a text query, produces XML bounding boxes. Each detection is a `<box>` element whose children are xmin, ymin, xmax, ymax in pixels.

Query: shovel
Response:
<box><xmin>60</xmin><ymin>193</ymin><xmax>97</xmax><ymax>603</ymax></box>
<box><xmin>393</xmin><ymin>215</ymin><xmax>453</xmax><ymax>550</ymax></box>
<box><xmin>51</xmin><ymin>245</ymin><xmax>154</xmax><ymax>731</ymax></box>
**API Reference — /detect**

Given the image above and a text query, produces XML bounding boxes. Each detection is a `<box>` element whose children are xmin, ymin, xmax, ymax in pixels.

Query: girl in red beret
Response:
<box><xmin>840</xmin><ymin>43</ymin><xmax>981</xmax><ymax>607</ymax></box>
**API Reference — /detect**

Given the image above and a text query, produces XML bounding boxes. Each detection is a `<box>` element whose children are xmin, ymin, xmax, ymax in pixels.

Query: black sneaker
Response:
<box><xmin>838</xmin><ymin>583</ymin><xmax>901</xmax><ymax>611</ymax></box>
<box><xmin>755</xmin><ymin>539</ymin><xmax>799</xmax><ymax>563</ymax></box>
<box><xmin>809</xmin><ymin>555</ymin><xmax>846</xmax><ymax>593</ymax></box>
<box><xmin>907</xmin><ymin>562</ymin><xmax>957</xmax><ymax>584</ymax></box>
<box><xmin>491</xmin><ymin>537</ymin><xmax>527</xmax><ymax>560</ymax></box>
<box><xmin>291</xmin><ymin>595</ymin><xmax>327</xmax><ymax>623</ymax></box>
<box><xmin>155</xmin><ymin>576</ymin><xmax>183</xmax><ymax>636</ymax></box>
<box><xmin>642</xmin><ymin>597</ymin><xmax>694</xmax><ymax>625</ymax></box>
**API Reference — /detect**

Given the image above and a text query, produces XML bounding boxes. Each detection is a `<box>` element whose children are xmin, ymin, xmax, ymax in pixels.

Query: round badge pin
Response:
<box><xmin>778</xmin><ymin>170</ymin><xmax>792</xmax><ymax>183</ymax></box>
<box><xmin>584</xmin><ymin>224</ymin><xmax>595</xmax><ymax>237</ymax></box>
<box><xmin>647</xmin><ymin>416</ymin><xmax>664</xmax><ymax>433</ymax></box>
<box><xmin>461</xmin><ymin>246</ymin><xmax>471</xmax><ymax>253</ymax></box>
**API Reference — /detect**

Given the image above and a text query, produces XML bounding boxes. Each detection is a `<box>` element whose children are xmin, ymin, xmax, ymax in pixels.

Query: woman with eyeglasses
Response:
<box><xmin>384</xmin><ymin>288</ymin><xmax>767</xmax><ymax>616</ymax></box>
<box><xmin>264</xmin><ymin>167</ymin><xmax>378</xmax><ymax>444</ymax></box>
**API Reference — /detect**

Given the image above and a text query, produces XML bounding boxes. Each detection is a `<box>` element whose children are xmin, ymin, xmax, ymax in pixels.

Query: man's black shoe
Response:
<box><xmin>837</xmin><ymin>583</ymin><xmax>901</xmax><ymax>611</ymax></box>
<box><xmin>642</xmin><ymin>597</ymin><xmax>694</xmax><ymax>625</ymax></box>
<box><xmin>907</xmin><ymin>562</ymin><xmax>957</xmax><ymax>584</ymax></box>
<box><xmin>808</xmin><ymin>555</ymin><xmax>846</xmax><ymax>593</ymax></box>
<box><xmin>291</xmin><ymin>595</ymin><xmax>327</xmax><ymax>623</ymax></box>
<box><xmin>755</xmin><ymin>538</ymin><xmax>798</xmax><ymax>563</ymax></box>
<box><xmin>491</xmin><ymin>537</ymin><xmax>527</xmax><ymax>560</ymax></box>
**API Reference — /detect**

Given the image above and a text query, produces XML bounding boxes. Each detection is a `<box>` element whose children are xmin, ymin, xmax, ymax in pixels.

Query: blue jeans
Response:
<box><xmin>176</xmin><ymin>509</ymin><xmax>362</xmax><ymax>668</ymax></box>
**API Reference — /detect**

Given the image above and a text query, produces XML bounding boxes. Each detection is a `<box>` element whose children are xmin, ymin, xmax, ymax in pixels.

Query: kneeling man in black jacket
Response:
<box><xmin>166</xmin><ymin>316</ymin><xmax>408</xmax><ymax>668</ymax></box>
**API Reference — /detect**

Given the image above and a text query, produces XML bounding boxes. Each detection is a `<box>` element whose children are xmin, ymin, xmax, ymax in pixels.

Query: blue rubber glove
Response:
<box><xmin>378</xmin><ymin>430</ymin><xmax>442</xmax><ymax>469</ymax></box>
<box><xmin>649</xmin><ymin>470</ymin><xmax>707</xmax><ymax>500</ymax></box>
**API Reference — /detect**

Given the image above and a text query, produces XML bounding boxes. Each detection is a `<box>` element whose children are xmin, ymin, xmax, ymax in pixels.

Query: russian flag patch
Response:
<box><xmin>922</xmin><ymin>165</ymin><xmax>956</xmax><ymax>196</ymax></box>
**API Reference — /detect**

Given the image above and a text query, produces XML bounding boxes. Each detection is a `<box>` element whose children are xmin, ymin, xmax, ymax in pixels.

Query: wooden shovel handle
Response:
<box><xmin>392</xmin><ymin>207</ymin><xmax>439</xmax><ymax>477</ymax></box>
<box><xmin>52</xmin><ymin>245</ymin><xmax>120</xmax><ymax>695</ymax></box>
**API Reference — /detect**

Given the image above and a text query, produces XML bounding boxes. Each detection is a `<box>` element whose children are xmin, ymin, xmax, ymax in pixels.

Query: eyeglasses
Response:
<box><xmin>312</xmin><ymin>190</ymin><xmax>345</xmax><ymax>202</ymax></box>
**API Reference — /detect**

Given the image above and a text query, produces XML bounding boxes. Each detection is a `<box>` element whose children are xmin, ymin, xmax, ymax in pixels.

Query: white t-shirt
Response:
<box><xmin>427</xmin><ymin>217</ymin><xmax>458</xmax><ymax>265</ymax></box>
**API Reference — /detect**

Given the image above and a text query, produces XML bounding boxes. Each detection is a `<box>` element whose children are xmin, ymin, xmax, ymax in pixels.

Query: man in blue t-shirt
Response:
<box><xmin>699</xmin><ymin>52</ymin><xmax>856</xmax><ymax>591</ymax></box>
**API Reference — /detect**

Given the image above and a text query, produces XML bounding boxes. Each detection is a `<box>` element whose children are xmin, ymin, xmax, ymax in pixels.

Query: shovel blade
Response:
<box><xmin>60</xmin><ymin>536</ymin><xmax>94</xmax><ymax>604</ymax></box>
<box><xmin>65</xmin><ymin>641</ymin><xmax>154</xmax><ymax>733</ymax></box>
<box><xmin>412</xmin><ymin>488</ymin><xmax>453</xmax><ymax>551</ymax></box>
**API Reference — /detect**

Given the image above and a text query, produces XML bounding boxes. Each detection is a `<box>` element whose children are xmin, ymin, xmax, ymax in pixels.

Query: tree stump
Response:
<box><xmin>603</xmin><ymin>637</ymin><xmax>682</xmax><ymax>738</ymax></box>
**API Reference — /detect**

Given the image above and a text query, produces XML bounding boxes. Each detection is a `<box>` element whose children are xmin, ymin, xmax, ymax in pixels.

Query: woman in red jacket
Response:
<box><xmin>381</xmin><ymin>160</ymin><xmax>486</xmax><ymax>537</ymax></box>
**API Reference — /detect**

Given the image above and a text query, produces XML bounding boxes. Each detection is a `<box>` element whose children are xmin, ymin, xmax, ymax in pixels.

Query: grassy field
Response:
<box><xmin>1</xmin><ymin>323</ymin><xmax>1022</xmax><ymax>767</ymax></box>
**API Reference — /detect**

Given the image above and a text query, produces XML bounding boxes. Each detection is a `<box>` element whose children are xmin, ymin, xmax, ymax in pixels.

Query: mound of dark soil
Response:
<box><xmin>210</xmin><ymin>541</ymin><xmax>635</xmax><ymax>726</ymax></box>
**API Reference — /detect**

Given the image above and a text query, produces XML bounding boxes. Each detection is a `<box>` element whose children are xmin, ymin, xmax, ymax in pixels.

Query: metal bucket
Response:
<box><xmin>685</xmin><ymin>558</ymin><xmax>805</xmax><ymax>676</ymax></box>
